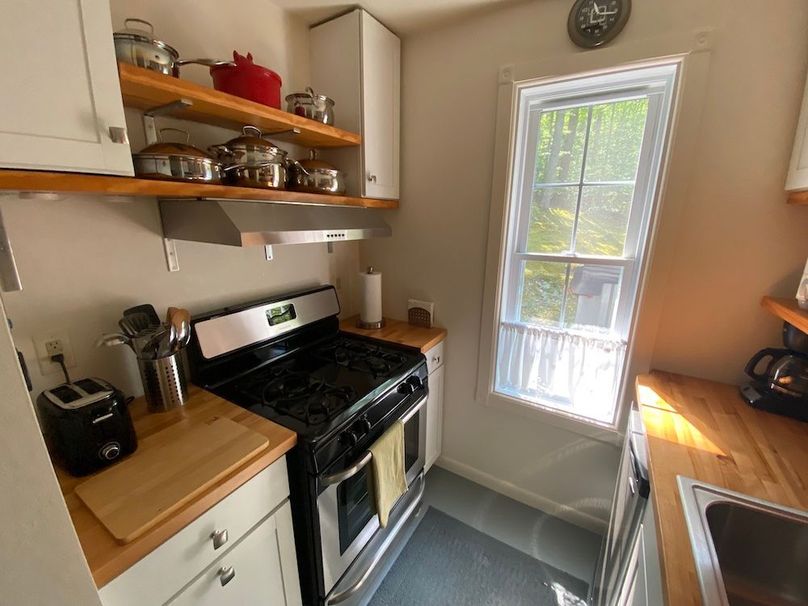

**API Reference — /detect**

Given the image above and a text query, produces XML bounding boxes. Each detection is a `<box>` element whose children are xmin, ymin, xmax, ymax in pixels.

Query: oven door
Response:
<box><xmin>317</xmin><ymin>394</ymin><xmax>427</xmax><ymax>598</ymax></box>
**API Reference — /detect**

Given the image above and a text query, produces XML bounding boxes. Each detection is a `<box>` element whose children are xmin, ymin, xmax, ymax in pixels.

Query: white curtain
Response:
<box><xmin>495</xmin><ymin>322</ymin><xmax>627</xmax><ymax>423</ymax></box>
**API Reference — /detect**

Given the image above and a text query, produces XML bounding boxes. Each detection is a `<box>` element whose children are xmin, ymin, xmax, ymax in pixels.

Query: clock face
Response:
<box><xmin>568</xmin><ymin>0</ymin><xmax>631</xmax><ymax>48</ymax></box>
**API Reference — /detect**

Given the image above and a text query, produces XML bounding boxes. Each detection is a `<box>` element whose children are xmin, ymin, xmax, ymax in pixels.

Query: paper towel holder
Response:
<box><xmin>357</xmin><ymin>266</ymin><xmax>386</xmax><ymax>330</ymax></box>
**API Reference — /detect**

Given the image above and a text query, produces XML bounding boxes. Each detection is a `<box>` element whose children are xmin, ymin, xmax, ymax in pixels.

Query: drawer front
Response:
<box><xmin>425</xmin><ymin>341</ymin><xmax>445</xmax><ymax>375</ymax></box>
<box><xmin>168</xmin><ymin>501</ymin><xmax>301</xmax><ymax>606</ymax></box>
<box><xmin>100</xmin><ymin>457</ymin><xmax>290</xmax><ymax>606</ymax></box>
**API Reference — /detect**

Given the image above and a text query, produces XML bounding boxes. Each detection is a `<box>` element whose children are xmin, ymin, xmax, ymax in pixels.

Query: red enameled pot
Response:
<box><xmin>209</xmin><ymin>51</ymin><xmax>282</xmax><ymax>109</ymax></box>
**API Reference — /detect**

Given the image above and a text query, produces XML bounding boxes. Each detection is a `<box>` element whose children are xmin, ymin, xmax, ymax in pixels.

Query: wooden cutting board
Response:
<box><xmin>75</xmin><ymin>416</ymin><xmax>269</xmax><ymax>544</ymax></box>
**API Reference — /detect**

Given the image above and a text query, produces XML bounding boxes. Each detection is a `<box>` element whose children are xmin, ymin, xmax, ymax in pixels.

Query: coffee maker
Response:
<box><xmin>740</xmin><ymin>322</ymin><xmax>808</xmax><ymax>422</ymax></box>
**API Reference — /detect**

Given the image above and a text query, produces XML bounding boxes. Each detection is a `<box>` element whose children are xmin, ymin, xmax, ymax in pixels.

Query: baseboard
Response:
<box><xmin>434</xmin><ymin>455</ymin><xmax>608</xmax><ymax>535</ymax></box>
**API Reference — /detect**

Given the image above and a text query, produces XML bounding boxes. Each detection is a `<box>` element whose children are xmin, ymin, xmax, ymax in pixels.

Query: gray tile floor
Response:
<box><xmin>423</xmin><ymin>466</ymin><xmax>603</xmax><ymax>584</ymax></box>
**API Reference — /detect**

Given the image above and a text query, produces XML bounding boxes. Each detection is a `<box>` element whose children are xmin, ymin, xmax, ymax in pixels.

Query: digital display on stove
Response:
<box><xmin>266</xmin><ymin>304</ymin><xmax>297</xmax><ymax>327</ymax></box>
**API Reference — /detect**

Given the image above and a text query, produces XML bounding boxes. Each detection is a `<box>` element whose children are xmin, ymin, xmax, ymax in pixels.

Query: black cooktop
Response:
<box><xmin>214</xmin><ymin>334</ymin><xmax>423</xmax><ymax>443</ymax></box>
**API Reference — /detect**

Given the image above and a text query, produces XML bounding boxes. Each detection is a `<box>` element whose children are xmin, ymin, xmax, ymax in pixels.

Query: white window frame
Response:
<box><xmin>477</xmin><ymin>53</ymin><xmax>695</xmax><ymax>439</ymax></box>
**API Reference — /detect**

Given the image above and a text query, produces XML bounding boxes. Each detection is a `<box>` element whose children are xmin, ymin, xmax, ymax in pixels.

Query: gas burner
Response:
<box><xmin>315</xmin><ymin>338</ymin><xmax>407</xmax><ymax>379</ymax></box>
<box><xmin>238</xmin><ymin>366</ymin><xmax>357</xmax><ymax>425</ymax></box>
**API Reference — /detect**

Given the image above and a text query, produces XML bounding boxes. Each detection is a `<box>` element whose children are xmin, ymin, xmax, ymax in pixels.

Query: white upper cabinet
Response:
<box><xmin>787</xmin><ymin>69</ymin><xmax>808</xmax><ymax>191</ymax></box>
<box><xmin>0</xmin><ymin>0</ymin><xmax>133</xmax><ymax>175</ymax></box>
<box><xmin>311</xmin><ymin>9</ymin><xmax>400</xmax><ymax>199</ymax></box>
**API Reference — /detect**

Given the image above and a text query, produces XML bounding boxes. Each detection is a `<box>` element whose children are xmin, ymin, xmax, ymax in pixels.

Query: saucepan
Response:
<box><xmin>286</xmin><ymin>87</ymin><xmax>335</xmax><ymax>125</ymax></box>
<box><xmin>132</xmin><ymin>128</ymin><xmax>223</xmax><ymax>183</ymax></box>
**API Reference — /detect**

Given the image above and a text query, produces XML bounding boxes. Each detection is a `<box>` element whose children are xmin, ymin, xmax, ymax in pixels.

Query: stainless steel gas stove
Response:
<box><xmin>187</xmin><ymin>286</ymin><xmax>428</xmax><ymax>606</ymax></box>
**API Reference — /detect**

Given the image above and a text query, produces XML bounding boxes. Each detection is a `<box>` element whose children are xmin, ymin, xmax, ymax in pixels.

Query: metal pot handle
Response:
<box><xmin>174</xmin><ymin>58</ymin><xmax>236</xmax><ymax>68</ymax></box>
<box><xmin>306</xmin><ymin>87</ymin><xmax>327</xmax><ymax>111</ymax></box>
<box><xmin>242</xmin><ymin>125</ymin><xmax>264</xmax><ymax>138</ymax></box>
<box><xmin>124</xmin><ymin>18</ymin><xmax>154</xmax><ymax>34</ymax></box>
<box><xmin>288</xmin><ymin>158</ymin><xmax>311</xmax><ymax>176</ymax></box>
<box><xmin>159</xmin><ymin>127</ymin><xmax>190</xmax><ymax>144</ymax></box>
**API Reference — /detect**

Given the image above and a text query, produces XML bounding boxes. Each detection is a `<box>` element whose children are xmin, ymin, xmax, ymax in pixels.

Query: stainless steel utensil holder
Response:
<box><xmin>138</xmin><ymin>351</ymin><xmax>188</xmax><ymax>412</ymax></box>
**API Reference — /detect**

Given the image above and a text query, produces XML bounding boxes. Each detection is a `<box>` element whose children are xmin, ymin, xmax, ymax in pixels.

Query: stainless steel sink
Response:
<box><xmin>678</xmin><ymin>477</ymin><xmax>808</xmax><ymax>606</ymax></box>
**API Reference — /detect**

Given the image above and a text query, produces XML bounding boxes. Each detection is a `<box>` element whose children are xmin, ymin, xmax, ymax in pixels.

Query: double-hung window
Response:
<box><xmin>493</xmin><ymin>63</ymin><xmax>678</xmax><ymax>426</ymax></box>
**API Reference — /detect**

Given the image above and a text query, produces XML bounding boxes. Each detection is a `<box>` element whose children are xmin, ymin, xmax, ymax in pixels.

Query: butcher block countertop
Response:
<box><xmin>56</xmin><ymin>386</ymin><xmax>296</xmax><ymax>588</ymax></box>
<box><xmin>636</xmin><ymin>371</ymin><xmax>808</xmax><ymax>606</ymax></box>
<box><xmin>340</xmin><ymin>316</ymin><xmax>446</xmax><ymax>352</ymax></box>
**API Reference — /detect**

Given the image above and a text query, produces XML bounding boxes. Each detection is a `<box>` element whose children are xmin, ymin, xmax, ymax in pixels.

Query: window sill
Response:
<box><xmin>481</xmin><ymin>388</ymin><xmax>622</xmax><ymax>445</ymax></box>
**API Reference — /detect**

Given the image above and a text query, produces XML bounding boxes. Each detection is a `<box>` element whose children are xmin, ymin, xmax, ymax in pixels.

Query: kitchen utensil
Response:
<box><xmin>74</xmin><ymin>416</ymin><xmax>269</xmax><ymax>543</ymax></box>
<box><xmin>138</xmin><ymin>350</ymin><xmax>188</xmax><ymax>412</ymax></box>
<box><xmin>123</xmin><ymin>304</ymin><xmax>161</xmax><ymax>327</ymax></box>
<box><xmin>156</xmin><ymin>324</ymin><xmax>177</xmax><ymax>359</ymax></box>
<box><xmin>285</xmin><ymin>87</ymin><xmax>335</xmax><ymax>125</ymax></box>
<box><xmin>118</xmin><ymin>317</ymin><xmax>139</xmax><ymax>338</ymax></box>
<box><xmin>36</xmin><ymin>378</ymin><xmax>137</xmax><ymax>476</ymax></box>
<box><xmin>210</xmin><ymin>126</ymin><xmax>288</xmax><ymax>189</ymax></box>
<box><xmin>132</xmin><ymin>128</ymin><xmax>223</xmax><ymax>183</ymax></box>
<box><xmin>167</xmin><ymin>307</ymin><xmax>191</xmax><ymax>351</ymax></box>
<box><xmin>288</xmin><ymin>149</ymin><xmax>347</xmax><ymax>195</ymax></box>
<box><xmin>96</xmin><ymin>333</ymin><xmax>135</xmax><ymax>354</ymax></box>
<box><xmin>205</xmin><ymin>51</ymin><xmax>283</xmax><ymax>108</ymax></box>
<box><xmin>113</xmin><ymin>19</ymin><xmax>234</xmax><ymax>77</ymax></box>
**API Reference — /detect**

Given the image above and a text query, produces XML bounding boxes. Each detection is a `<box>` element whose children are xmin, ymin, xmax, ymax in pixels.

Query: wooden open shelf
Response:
<box><xmin>118</xmin><ymin>63</ymin><xmax>361</xmax><ymax>149</ymax></box>
<box><xmin>0</xmin><ymin>170</ymin><xmax>398</xmax><ymax>209</ymax></box>
<box><xmin>787</xmin><ymin>191</ymin><xmax>808</xmax><ymax>205</ymax></box>
<box><xmin>761</xmin><ymin>296</ymin><xmax>808</xmax><ymax>333</ymax></box>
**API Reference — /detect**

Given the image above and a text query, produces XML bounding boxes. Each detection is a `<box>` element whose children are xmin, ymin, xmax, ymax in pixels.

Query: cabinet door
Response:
<box><xmin>425</xmin><ymin>364</ymin><xmax>445</xmax><ymax>472</ymax></box>
<box><xmin>0</xmin><ymin>0</ymin><xmax>133</xmax><ymax>175</ymax></box>
<box><xmin>360</xmin><ymin>12</ymin><xmax>400</xmax><ymax>199</ymax></box>
<box><xmin>787</xmin><ymin>71</ymin><xmax>808</xmax><ymax>191</ymax></box>
<box><xmin>168</xmin><ymin>501</ymin><xmax>301</xmax><ymax>606</ymax></box>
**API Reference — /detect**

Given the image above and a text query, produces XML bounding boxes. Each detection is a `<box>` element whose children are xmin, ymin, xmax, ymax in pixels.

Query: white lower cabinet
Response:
<box><xmin>424</xmin><ymin>341</ymin><xmax>445</xmax><ymax>472</ymax></box>
<box><xmin>168</xmin><ymin>502</ymin><xmax>301</xmax><ymax>606</ymax></box>
<box><xmin>99</xmin><ymin>457</ymin><xmax>301</xmax><ymax>606</ymax></box>
<box><xmin>624</xmin><ymin>498</ymin><xmax>663</xmax><ymax>606</ymax></box>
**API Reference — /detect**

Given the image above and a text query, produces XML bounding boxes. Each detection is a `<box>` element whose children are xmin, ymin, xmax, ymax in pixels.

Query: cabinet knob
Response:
<box><xmin>367</xmin><ymin>173</ymin><xmax>377</xmax><ymax>183</ymax></box>
<box><xmin>108</xmin><ymin>126</ymin><xmax>129</xmax><ymax>144</ymax></box>
<box><xmin>218</xmin><ymin>565</ymin><xmax>236</xmax><ymax>587</ymax></box>
<box><xmin>210</xmin><ymin>528</ymin><xmax>229</xmax><ymax>550</ymax></box>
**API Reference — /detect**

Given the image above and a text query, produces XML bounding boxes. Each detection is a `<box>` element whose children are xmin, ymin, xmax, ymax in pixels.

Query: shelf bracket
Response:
<box><xmin>0</xmin><ymin>209</ymin><xmax>22</xmax><ymax>291</ymax></box>
<box><xmin>264</xmin><ymin>245</ymin><xmax>274</xmax><ymax>261</ymax></box>
<box><xmin>143</xmin><ymin>99</ymin><xmax>194</xmax><ymax>145</ymax></box>
<box><xmin>163</xmin><ymin>238</ymin><xmax>180</xmax><ymax>272</ymax></box>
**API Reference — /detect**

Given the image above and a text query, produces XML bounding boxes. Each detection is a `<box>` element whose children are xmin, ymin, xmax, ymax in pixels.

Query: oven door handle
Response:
<box><xmin>322</xmin><ymin>450</ymin><xmax>373</xmax><ymax>486</ymax></box>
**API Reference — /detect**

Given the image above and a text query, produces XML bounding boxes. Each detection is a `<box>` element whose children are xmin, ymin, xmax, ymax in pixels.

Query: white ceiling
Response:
<box><xmin>271</xmin><ymin>0</ymin><xmax>524</xmax><ymax>36</ymax></box>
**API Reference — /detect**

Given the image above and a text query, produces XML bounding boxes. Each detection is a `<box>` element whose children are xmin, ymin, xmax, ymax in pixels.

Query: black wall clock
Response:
<box><xmin>568</xmin><ymin>0</ymin><xmax>631</xmax><ymax>48</ymax></box>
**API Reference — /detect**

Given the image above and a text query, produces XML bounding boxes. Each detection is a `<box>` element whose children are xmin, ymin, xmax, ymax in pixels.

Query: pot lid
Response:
<box><xmin>113</xmin><ymin>18</ymin><xmax>179</xmax><ymax>57</ymax></box>
<box><xmin>137</xmin><ymin>129</ymin><xmax>215</xmax><ymax>160</ymax></box>
<box><xmin>296</xmin><ymin>149</ymin><xmax>338</xmax><ymax>171</ymax></box>
<box><xmin>220</xmin><ymin>126</ymin><xmax>286</xmax><ymax>155</ymax></box>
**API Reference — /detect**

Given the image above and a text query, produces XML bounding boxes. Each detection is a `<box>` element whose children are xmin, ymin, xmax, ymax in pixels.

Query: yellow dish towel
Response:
<box><xmin>368</xmin><ymin>420</ymin><xmax>407</xmax><ymax>528</ymax></box>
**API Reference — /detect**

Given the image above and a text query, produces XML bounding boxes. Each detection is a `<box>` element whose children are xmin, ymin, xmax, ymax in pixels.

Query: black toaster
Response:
<box><xmin>36</xmin><ymin>378</ymin><xmax>137</xmax><ymax>476</ymax></box>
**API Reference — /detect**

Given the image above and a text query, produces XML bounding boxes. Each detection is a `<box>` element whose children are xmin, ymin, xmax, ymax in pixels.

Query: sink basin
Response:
<box><xmin>678</xmin><ymin>477</ymin><xmax>808</xmax><ymax>606</ymax></box>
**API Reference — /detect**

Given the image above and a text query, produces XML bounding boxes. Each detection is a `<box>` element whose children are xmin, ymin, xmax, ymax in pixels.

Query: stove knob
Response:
<box><xmin>407</xmin><ymin>376</ymin><xmax>423</xmax><ymax>389</ymax></box>
<box><xmin>342</xmin><ymin>430</ymin><xmax>359</xmax><ymax>447</ymax></box>
<box><xmin>397</xmin><ymin>382</ymin><xmax>414</xmax><ymax>395</ymax></box>
<box><xmin>357</xmin><ymin>417</ymin><xmax>372</xmax><ymax>434</ymax></box>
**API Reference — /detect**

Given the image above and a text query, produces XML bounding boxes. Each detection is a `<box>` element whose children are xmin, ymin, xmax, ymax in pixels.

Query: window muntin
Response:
<box><xmin>494</xmin><ymin>65</ymin><xmax>677</xmax><ymax>426</ymax></box>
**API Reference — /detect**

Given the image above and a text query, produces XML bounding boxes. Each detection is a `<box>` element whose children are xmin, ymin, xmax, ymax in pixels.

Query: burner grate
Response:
<box><xmin>315</xmin><ymin>338</ymin><xmax>407</xmax><ymax>379</ymax></box>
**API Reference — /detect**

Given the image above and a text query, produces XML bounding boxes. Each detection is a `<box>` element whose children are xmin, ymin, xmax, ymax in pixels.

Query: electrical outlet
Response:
<box><xmin>34</xmin><ymin>332</ymin><xmax>77</xmax><ymax>377</ymax></box>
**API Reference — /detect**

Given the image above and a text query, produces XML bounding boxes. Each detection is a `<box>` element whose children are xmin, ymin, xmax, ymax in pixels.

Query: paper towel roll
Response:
<box><xmin>359</xmin><ymin>267</ymin><xmax>383</xmax><ymax>325</ymax></box>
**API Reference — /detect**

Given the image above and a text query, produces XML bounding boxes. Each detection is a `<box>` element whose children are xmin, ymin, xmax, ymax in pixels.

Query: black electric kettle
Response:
<box><xmin>744</xmin><ymin>348</ymin><xmax>808</xmax><ymax>399</ymax></box>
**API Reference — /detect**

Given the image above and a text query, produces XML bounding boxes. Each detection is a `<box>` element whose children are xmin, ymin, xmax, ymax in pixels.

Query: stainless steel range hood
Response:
<box><xmin>159</xmin><ymin>198</ymin><xmax>392</xmax><ymax>246</ymax></box>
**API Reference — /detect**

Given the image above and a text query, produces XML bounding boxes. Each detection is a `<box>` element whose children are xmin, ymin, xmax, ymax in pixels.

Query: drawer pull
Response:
<box><xmin>211</xmin><ymin>528</ymin><xmax>229</xmax><ymax>550</ymax></box>
<box><xmin>218</xmin><ymin>565</ymin><xmax>236</xmax><ymax>587</ymax></box>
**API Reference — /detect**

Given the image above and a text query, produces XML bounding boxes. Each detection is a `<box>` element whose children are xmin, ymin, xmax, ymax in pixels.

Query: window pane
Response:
<box><xmin>526</xmin><ymin>187</ymin><xmax>577</xmax><ymax>253</ymax></box>
<box><xmin>519</xmin><ymin>261</ymin><xmax>567</xmax><ymax>326</ymax></box>
<box><xmin>534</xmin><ymin>106</ymin><xmax>588</xmax><ymax>184</ymax></box>
<box><xmin>575</xmin><ymin>185</ymin><xmax>634</xmax><ymax>256</ymax></box>
<box><xmin>584</xmin><ymin>98</ymin><xmax>649</xmax><ymax>182</ymax></box>
<box><xmin>564</xmin><ymin>264</ymin><xmax>624</xmax><ymax>331</ymax></box>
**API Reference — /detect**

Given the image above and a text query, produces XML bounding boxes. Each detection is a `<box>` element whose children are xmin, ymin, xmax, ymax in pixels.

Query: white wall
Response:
<box><xmin>2</xmin><ymin>0</ymin><xmax>361</xmax><ymax>399</ymax></box>
<box><xmin>361</xmin><ymin>0</ymin><xmax>808</xmax><ymax>529</ymax></box>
